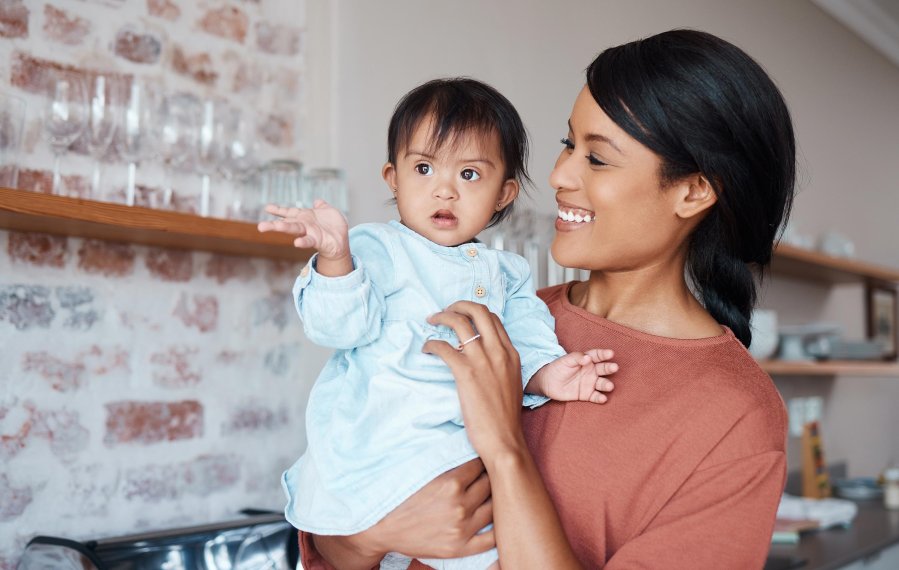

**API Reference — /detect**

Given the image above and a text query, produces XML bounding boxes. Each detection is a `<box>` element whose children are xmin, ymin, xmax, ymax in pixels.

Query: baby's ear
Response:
<box><xmin>381</xmin><ymin>162</ymin><xmax>398</xmax><ymax>194</ymax></box>
<box><xmin>497</xmin><ymin>178</ymin><xmax>520</xmax><ymax>211</ymax></box>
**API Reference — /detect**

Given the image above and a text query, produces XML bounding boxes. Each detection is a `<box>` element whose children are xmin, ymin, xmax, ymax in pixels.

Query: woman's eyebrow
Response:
<box><xmin>568</xmin><ymin>120</ymin><xmax>624</xmax><ymax>155</ymax></box>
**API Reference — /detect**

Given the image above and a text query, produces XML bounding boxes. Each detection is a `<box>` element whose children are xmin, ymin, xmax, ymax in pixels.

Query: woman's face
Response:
<box><xmin>550</xmin><ymin>86</ymin><xmax>690</xmax><ymax>273</ymax></box>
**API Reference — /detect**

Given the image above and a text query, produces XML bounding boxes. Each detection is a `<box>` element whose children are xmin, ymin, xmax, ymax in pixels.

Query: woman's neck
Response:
<box><xmin>568</xmin><ymin>256</ymin><xmax>724</xmax><ymax>340</ymax></box>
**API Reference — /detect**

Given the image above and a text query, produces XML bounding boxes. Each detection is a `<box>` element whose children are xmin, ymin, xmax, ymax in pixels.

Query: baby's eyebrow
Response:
<box><xmin>405</xmin><ymin>150</ymin><xmax>496</xmax><ymax>169</ymax></box>
<box><xmin>459</xmin><ymin>158</ymin><xmax>496</xmax><ymax>168</ymax></box>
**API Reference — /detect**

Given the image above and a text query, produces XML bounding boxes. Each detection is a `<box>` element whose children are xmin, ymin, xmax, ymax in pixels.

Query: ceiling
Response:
<box><xmin>814</xmin><ymin>0</ymin><xmax>899</xmax><ymax>69</ymax></box>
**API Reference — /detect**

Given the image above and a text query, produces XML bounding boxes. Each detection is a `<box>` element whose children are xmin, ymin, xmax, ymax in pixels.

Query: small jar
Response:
<box><xmin>885</xmin><ymin>467</ymin><xmax>899</xmax><ymax>510</ymax></box>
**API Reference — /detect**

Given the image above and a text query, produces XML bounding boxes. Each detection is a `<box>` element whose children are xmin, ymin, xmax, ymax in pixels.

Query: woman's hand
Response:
<box><xmin>422</xmin><ymin>301</ymin><xmax>528</xmax><ymax>461</ymax></box>
<box><xmin>314</xmin><ymin>459</ymin><xmax>495</xmax><ymax>566</ymax></box>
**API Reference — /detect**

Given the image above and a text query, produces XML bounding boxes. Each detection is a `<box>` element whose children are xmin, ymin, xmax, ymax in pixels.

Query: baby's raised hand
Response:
<box><xmin>530</xmin><ymin>349</ymin><xmax>617</xmax><ymax>404</ymax></box>
<box><xmin>257</xmin><ymin>199</ymin><xmax>349</xmax><ymax>259</ymax></box>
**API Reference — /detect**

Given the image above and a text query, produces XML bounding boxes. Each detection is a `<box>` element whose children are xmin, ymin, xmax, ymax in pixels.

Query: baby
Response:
<box><xmin>259</xmin><ymin>78</ymin><xmax>616</xmax><ymax>569</ymax></box>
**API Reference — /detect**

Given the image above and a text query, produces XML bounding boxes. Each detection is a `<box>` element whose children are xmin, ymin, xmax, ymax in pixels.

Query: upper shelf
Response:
<box><xmin>771</xmin><ymin>243</ymin><xmax>899</xmax><ymax>285</ymax></box>
<box><xmin>0</xmin><ymin>187</ymin><xmax>311</xmax><ymax>261</ymax></box>
<box><xmin>2</xmin><ymin>187</ymin><xmax>899</xmax><ymax>283</ymax></box>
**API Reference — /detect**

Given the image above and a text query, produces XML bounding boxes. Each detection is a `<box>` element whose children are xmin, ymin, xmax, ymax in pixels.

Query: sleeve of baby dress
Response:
<box><xmin>603</xmin><ymin>407</ymin><xmax>786</xmax><ymax>570</ymax></box>
<box><xmin>293</xmin><ymin>224</ymin><xmax>397</xmax><ymax>349</ymax></box>
<box><xmin>499</xmin><ymin>254</ymin><xmax>566</xmax><ymax>408</ymax></box>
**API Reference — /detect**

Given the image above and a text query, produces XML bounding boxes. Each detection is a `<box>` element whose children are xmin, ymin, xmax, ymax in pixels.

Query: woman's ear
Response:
<box><xmin>674</xmin><ymin>174</ymin><xmax>717</xmax><ymax>220</ymax></box>
<box><xmin>496</xmin><ymin>179</ymin><xmax>520</xmax><ymax>211</ymax></box>
<box><xmin>382</xmin><ymin>162</ymin><xmax>398</xmax><ymax>194</ymax></box>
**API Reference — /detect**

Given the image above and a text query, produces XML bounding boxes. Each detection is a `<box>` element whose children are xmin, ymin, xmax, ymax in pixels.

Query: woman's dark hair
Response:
<box><xmin>586</xmin><ymin>29</ymin><xmax>796</xmax><ymax>347</ymax></box>
<box><xmin>386</xmin><ymin>77</ymin><xmax>532</xmax><ymax>227</ymax></box>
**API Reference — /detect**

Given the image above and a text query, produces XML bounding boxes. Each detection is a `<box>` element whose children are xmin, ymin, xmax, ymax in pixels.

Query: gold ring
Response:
<box><xmin>456</xmin><ymin>334</ymin><xmax>481</xmax><ymax>352</ymax></box>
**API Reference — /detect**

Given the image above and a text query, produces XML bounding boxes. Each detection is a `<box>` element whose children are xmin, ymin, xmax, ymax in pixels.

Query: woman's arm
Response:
<box><xmin>301</xmin><ymin>460</ymin><xmax>496</xmax><ymax>569</ymax></box>
<box><xmin>423</xmin><ymin>301</ymin><xmax>605</xmax><ymax>569</ymax></box>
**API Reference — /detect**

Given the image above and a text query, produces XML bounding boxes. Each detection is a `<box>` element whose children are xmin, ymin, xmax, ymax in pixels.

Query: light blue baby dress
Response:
<box><xmin>282</xmin><ymin>221</ymin><xmax>565</xmax><ymax>569</ymax></box>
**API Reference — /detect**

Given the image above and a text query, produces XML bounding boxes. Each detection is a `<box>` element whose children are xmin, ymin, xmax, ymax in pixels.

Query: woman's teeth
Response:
<box><xmin>558</xmin><ymin>209</ymin><xmax>593</xmax><ymax>223</ymax></box>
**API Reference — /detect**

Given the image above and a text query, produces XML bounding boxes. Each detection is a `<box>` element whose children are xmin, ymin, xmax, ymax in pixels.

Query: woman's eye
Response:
<box><xmin>560</xmin><ymin>137</ymin><xmax>574</xmax><ymax>150</ymax></box>
<box><xmin>415</xmin><ymin>163</ymin><xmax>433</xmax><ymax>176</ymax></box>
<box><xmin>461</xmin><ymin>169</ymin><xmax>480</xmax><ymax>181</ymax></box>
<box><xmin>587</xmin><ymin>154</ymin><xmax>608</xmax><ymax>167</ymax></box>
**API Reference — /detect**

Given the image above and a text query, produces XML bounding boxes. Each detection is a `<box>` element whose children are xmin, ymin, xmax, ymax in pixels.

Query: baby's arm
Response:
<box><xmin>258</xmin><ymin>200</ymin><xmax>352</xmax><ymax>276</ymax></box>
<box><xmin>259</xmin><ymin>205</ymin><xmax>396</xmax><ymax>349</ymax></box>
<box><xmin>527</xmin><ymin>350</ymin><xmax>617</xmax><ymax>404</ymax></box>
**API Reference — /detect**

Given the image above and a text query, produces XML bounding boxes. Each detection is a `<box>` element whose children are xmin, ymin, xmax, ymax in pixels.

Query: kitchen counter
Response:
<box><xmin>767</xmin><ymin>501</ymin><xmax>899</xmax><ymax>569</ymax></box>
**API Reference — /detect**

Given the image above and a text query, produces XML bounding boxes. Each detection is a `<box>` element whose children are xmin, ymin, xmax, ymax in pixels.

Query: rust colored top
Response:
<box><xmin>300</xmin><ymin>282</ymin><xmax>787</xmax><ymax>569</ymax></box>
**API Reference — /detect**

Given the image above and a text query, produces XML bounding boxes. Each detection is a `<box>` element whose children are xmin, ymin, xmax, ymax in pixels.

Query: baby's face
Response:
<box><xmin>383</xmin><ymin>118</ymin><xmax>518</xmax><ymax>247</ymax></box>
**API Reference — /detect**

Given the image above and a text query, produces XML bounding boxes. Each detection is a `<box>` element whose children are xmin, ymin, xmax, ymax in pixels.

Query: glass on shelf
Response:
<box><xmin>0</xmin><ymin>91</ymin><xmax>26</xmax><ymax>189</ymax></box>
<box><xmin>117</xmin><ymin>78</ymin><xmax>156</xmax><ymax>206</ymax></box>
<box><xmin>304</xmin><ymin>167</ymin><xmax>348</xmax><ymax>217</ymax></box>
<box><xmin>42</xmin><ymin>70</ymin><xmax>87</xmax><ymax>196</ymax></box>
<box><xmin>258</xmin><ymin>159</ymin><xmax>303</xmax><ymax>221</ymax></box>
<box><xmin>197</xmin><ymin>98</ymin><xmax>227</xmax><ymax>217</ymax></box>
<box><xmin>157</xmin><ymin>92</ymin><xmax>202</xmax><ymax>209</ymax></box>
<box><xmin>85</xmin><ymin>74</ymin><xmax>121</xmax><ymax>200</ymax></box>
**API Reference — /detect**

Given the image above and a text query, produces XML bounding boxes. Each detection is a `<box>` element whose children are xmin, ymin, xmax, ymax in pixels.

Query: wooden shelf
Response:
<box><xmin>0</xmin><ymin>187</ymin><xmax>311</xmax><ymax>261</ymax></box>
<box><xmin>760</xmin><ymin>360</ymin><xmax>899</xmax><ymax>377</ymax></box>
<box><xmin>771</xmin><ymin>243</ymin><xmax>899</xmax><ymax>286</ymax></box>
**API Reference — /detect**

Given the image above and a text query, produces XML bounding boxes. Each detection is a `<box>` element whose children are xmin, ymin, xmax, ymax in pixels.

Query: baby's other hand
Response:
<box><xmin>257</xmin><ymin>199</ymin><xmax>349</xmax><ymax>258</ymax></box>
<box><xmin>534</xmin><ymin>349</ymin><xmax>617</xmax><ymax>404</ymax></box>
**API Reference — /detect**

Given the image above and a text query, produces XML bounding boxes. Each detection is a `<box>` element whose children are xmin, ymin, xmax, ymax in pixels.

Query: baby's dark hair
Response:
<box><xmin>387</xmin><ymin>77</ymin><xmax>532</xmax><ymax>227</ymax></box>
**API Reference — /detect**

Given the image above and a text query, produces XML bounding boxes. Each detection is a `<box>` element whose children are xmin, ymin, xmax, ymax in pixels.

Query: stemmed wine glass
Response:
<box><xmin>117</xmin><ymin>78</ymin><xmax>155</xmax><ymax>206</ymax></box>
<box><xmin>43</xmin><ymin>71</ymin><xmax>87</xmax><ymax>196</ymax></box>
<box><xmin>157</xmin><ymin>92</ymin><xmax>201</xmax><ymax>208</ymax></box>
<box><xmin>196</xmin><ymin>99</ymin><xmax>224</xmax><ymax>217</ymax></box>
<box><xmin>218</xmin><ymin>104</ymin><xmax>258</xmax><ymax>219</ymax></box>
<box><xmin>85</xmin><ymin>74</ymin><xmax>120</xmax><ymax>200</ymax></box>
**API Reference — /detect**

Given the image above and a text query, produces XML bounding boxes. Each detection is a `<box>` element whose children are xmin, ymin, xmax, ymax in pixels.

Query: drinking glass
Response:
<box><xmin>43</xmin><ymin>71</ymin><xmax>87</xmax><ymax>195</ymax></box>
<box><xmin>219</xmin><ymin>105</ymin><xmax>256</xmax><ymax>180</ymax></box>
<box><xmin>197</xmin><ymin>99</ymin><xmax>225</xmax><ymax>217</ymax></box>
<box><xmin>85</xmin><ymin>74</ymin><xmax>120</xmax><ymax>199</ymax></box>
<box><xmin>117</xmin><ymin>78</ymin><xmax>156</xmax><ymax>206</ymax></box>
<box><xmin>304</xmin><ymin>168</ymin><xmax>347</xmax><ymax>216</ymax></box>
<box><xmin>0</xmin><ymin>92</ymin><xmax>26</xmax><ymax>188</ymax></box>
<box><xmin>158</xmin><ymin>92</ymin><xmax>201</xmax><ymax>208</ymax></box>
<box><xmin>259</xmin><ymin>159</ymin><xmax>303</xmax><ymax>221</ymax></box>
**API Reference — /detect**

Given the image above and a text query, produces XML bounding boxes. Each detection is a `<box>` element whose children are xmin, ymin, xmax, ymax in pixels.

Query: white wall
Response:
<box><xmin>331</xmin><ymin>0</ymin><xmax>899</xmax><ymax>476</ymax></box>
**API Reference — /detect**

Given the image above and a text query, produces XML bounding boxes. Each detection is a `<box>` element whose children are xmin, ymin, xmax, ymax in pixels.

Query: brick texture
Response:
<box><xmin>0</xmin><ymin>1</ymin><xmax>28</xmax><ymax>39</ymax></box>
<box><xmin>0</xmin><ymin>1</ymin><xmax>309</xmax><ymax>565</ymax></box>
<box><xmin>104</xmin><ymin>400</ymin><xmax>204</xmax><ymax>446</ymax></box>
<box><xmin>43</xmin><ymin>5</ymin><xmax>91</xmax><ymax>45</ymax></box>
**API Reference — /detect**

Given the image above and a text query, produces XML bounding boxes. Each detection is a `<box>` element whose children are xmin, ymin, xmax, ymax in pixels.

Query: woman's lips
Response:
<box><xmin>556</xmin><ymin>202</ymin><xmax>595</xmax><ymax>231</ymax></box>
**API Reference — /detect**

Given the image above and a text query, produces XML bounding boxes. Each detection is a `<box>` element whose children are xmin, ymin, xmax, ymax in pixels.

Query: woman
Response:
<box><xmin>301</xmin><ymin>29</ymin><xmax>794</xmax><ymax>569</ymax></box>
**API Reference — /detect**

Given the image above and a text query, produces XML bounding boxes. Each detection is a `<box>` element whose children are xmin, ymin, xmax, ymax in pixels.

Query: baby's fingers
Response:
<box><xmin>595</xmin><ymin>376</ymin><xmax>614</xmax><ymax>393</ymax></box>
<box><xmin>588</xmin><ymin>391</ymin><xmax>609</xmax><ymax>404</ymax></box>
<box><xmin>593</xmin><ymin>361</ymin><xmax>618</xmax><ymax>377</ymax></box>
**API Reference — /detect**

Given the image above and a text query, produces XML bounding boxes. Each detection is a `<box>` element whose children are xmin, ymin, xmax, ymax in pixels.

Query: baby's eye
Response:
<box><xmin>460</xmin><ymin>169</ymin><xmax>480</xmax><ymax>181</ymax></box>
<box><xmin>415</xmin><ymin>163</ymin><xmax>433</xmax><ymax>176</ymax></box>
<box><xmin>560</xmin><ymin>137</ymin><xmax>574</xmax><ymax>150</ymax></box>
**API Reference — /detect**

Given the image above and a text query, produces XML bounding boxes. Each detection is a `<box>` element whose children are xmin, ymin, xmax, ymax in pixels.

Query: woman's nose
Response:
<box><xmin>549</xmin><ymin>152</ymin><xmax>577</xmax><ymax>193</ymax></box>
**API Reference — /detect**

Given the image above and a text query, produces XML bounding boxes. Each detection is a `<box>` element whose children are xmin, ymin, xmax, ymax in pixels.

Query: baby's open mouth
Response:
<box><xmin>432</xmin><ymin>210</ymin><xmax>458</xmax><ymax>224</ymax></box>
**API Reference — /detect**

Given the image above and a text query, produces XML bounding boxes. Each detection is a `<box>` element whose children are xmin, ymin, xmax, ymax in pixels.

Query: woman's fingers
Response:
<box><xmin>584</xmin><ymin>348</ymin><xmax>614</xmax><ymax>362</ymax></box>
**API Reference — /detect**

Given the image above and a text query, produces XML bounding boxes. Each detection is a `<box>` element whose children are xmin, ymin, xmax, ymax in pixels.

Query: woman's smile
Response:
<box><xmin>555</xmin><ymin>200</ymin><xmax>595</xmax><ymax>231</ymax></box>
